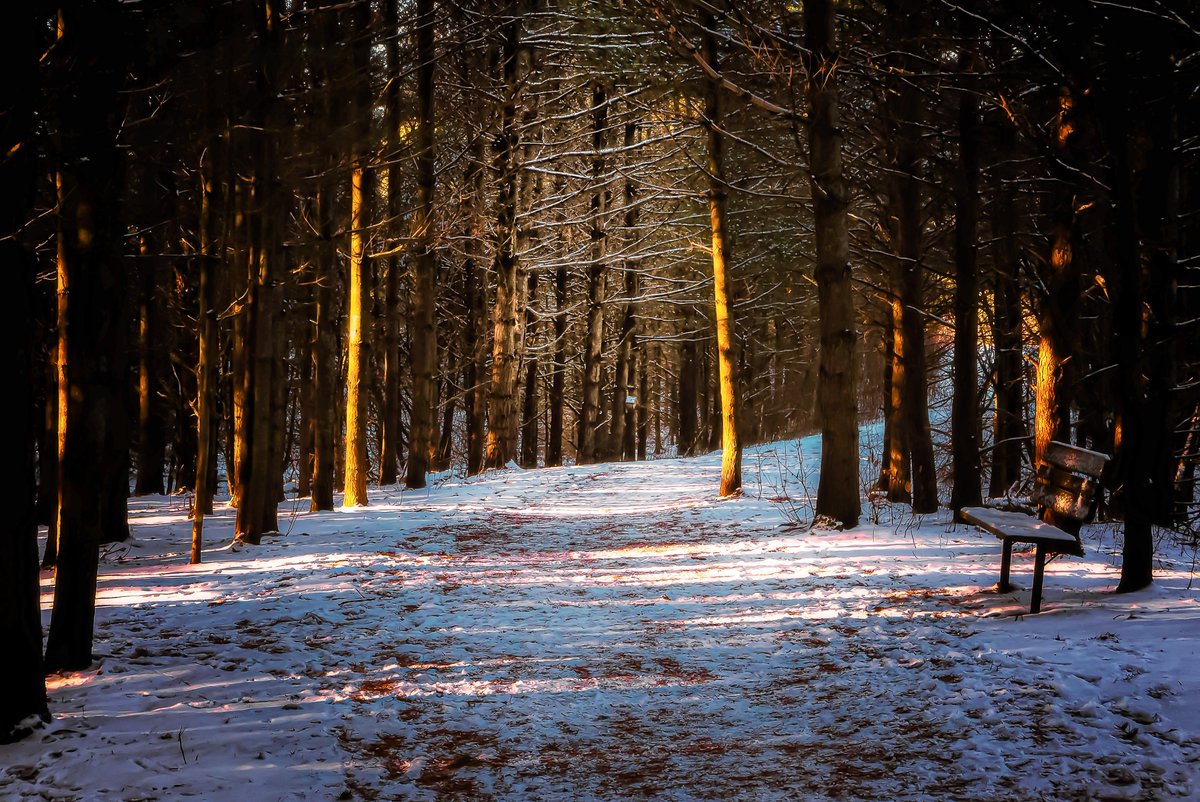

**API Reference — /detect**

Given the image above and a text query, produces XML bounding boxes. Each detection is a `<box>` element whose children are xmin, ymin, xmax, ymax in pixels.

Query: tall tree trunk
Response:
<box><xmin>45</xmin><ymin>0</ymin><xmax>130</xmax><ymax>671</ymax></box>
<box><xmin>678</xmin><ymin>308</ymin><xmax>699</xmax><ymax>457</ymax></box>
<box><xmin>1107</xmin><ymin>42</ymin><xmax>1178</xmax><ymax>592</ymax></box>
<box><xmin>876</xmin><ymin>319</ymin><xmax>893</xmax><ymax>492</ymax></box>
<box><xmin>885</xmin><ymin>39</ymin><xmax>936</xmax><ymax>513</ymax></box>
<box><xmin>377</xmin><ymin>0</ymin><xmax>403</xmax><ymax>486</ymax></box>
<box><xmin>578</xmin><ymin>80</ymin><xmax>609</xmax><ymax>466</ymax></box>
<box><xmin>190</xmin><ymin>143</ymin><xmax>221</xmax><ymax>562</ymax></box>
<box><xmin>234</xmin><ymin>0</ymin><xmax>283</xmax><ymax>541</ymax></box>
<box><xmin>343</xmin><ymin>162</ymin><xmax>371</xmax><ymax>506</ymax></box>
<box><xmin>950</xmin><ymin>53</ymin><xmax>982</xmax><ymax>516</ymax></box>
<box><xmin>134</xmin><ymin>253</ymin><xmax>166</xmax><ymax>495</ymax></box>
<box><xmin>805</xmin><ymin>0</ymin><xmax>859</xmax><ymax>525</ymax></box>
<box><xmin>0</xmin><ymin>5</ymin><xmax>50</xmax><ymax>740</ymax></box>
<box><xmin>884</xmin><ymin>287</ymin><xmax>911</xmax><ymax>503</ymax></box>
<box><xmin>701</xmin><ymin>15</ymin><xmax>742</xmax><ymax>496</ymax></box>
<box><xmin>1035</xmin><ymin>86</ymin><xmax>1082</xmax><ymax>464</ymax></box>
<box><xmin>310</xmin><ymin>182</ymin><xmax>338</xmax><ymax>511</ymax></box>
<box><xmin>484</xmin><ymin>7</ymin><xmax>531</xmax><ymax>470</ymax></box>
<box><xmin>407</xmin><ymin>0</ymin><xmax>438</xmax><ymax>489</ymax></box>
<box><xmin>988</xmin><ymin>119</ymin><xmax>1027</xmax><ymax>497</ymax></box>
<box><xmin>546</xmin><ymin>261</ymin><xmax>568</xmax><ymax>467</ymax></box>
<box><xmin>521</xmin><ymin>270</ymin><xmax>540</xmax><ymax>467</ymax></box>
<box><xmin>463</xmin><ymin>139</ymin><xmax>488</xmax><ymax>475</ymax></box>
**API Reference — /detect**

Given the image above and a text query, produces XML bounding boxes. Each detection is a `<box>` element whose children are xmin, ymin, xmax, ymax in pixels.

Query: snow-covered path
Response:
<box><xmin>6</xmin><ymin>442</ymin><xmax>1200</xmax><ymax>800</ymax></box>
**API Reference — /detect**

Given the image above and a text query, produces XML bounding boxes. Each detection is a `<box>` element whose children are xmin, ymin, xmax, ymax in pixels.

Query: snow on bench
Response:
<box><xmin>960</xmin><ymin>441</ymin><xmax>1110</xmax><ymax>615</ymax></box>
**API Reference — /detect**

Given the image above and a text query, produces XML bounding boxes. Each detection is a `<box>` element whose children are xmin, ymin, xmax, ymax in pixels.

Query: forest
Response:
<box><xmin>3</xmin><ymin>0</ymin><xmax>1199</xmax><ymax>797</ymax></box>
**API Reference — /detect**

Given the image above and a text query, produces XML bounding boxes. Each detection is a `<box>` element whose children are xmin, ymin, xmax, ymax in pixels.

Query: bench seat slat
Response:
<box><xmin>960</xmin><ymin>507</ymin><xmax>1079</xmax><ymax>545</ymax></box>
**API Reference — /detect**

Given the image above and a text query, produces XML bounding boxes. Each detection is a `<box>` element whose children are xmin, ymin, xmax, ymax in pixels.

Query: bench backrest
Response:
<box><xmin>1033</xmin><ymin>441</ymin><xmax>1110</xmax><ymax>532</ymax></box>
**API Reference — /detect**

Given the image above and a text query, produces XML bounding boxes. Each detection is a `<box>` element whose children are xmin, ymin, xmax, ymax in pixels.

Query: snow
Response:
<box><xmin>4</xmin><ymin>433</ymin><xmax>1199</xmax><ymax>800</ymax></box>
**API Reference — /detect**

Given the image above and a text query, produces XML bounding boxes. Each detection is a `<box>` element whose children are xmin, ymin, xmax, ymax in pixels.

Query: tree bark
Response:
<box><xmin>343</xmin><ymin>162</ymin><xmax>371</xmax><ymax>506</ymax></box>
<box><xmin>950</xmin><ymin>52</ymin><xmax>982</xmax><ymax>516</ymax></box>
<box><xmin>484</xmin><ymin>7</ymin><xmax>531</xmax><ymax>470</ymax></box>
<box><xmin>578</xmin><ymin>80</ymin><xmax>609</xmax><ymax>466</ymax></box>
<box><xmin>407</xmin><ymin>0</ymin><xmax>438</xmax><ymax>489</ymax></box>
<box><xmin>805</xmin><ymin>0</ymin><xmax>860</xmax><ymax>526</ymax></box>
<box><xmin>0</xmin><ymin>5</ymin><xmax>50</xmax><ymax>739</ymax></box>
<box><xmin>701</xmin><ymin>14</ymin><xmax>742</xmax><ymax>497</ymax></box>
<box><xmin>988</xmin><ymin>118</ymin><xmax>1027</xmax><ymax>497</ymax></box>
<box><xmin>45</xmin><ymin>0</ymin><xmax>130</xmax><ymax>671</ymax></box>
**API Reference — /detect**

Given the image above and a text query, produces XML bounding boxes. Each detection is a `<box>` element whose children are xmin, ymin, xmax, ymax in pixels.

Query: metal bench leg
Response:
<box><xmin>1030</xmin><ymin>545</ymin><xmax>1047</xmax><ymax>614</ymax></box>
<box><xmin>998</xmin><ymin>538</ymin><xmax>1014</xmax><ymax>593</ymax></box>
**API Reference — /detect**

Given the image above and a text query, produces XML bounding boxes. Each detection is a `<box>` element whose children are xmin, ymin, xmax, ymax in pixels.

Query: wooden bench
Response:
<box><xmin>961</xmin><ymin>441</ymin><xmax>1109</xmax><ymax>614</ymax></box>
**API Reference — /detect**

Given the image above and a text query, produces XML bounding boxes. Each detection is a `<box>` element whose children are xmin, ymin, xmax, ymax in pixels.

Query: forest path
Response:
<box><xmin>324</xmin><ymin>455</ymin><xmax>1195</xmax><ymax>801</ymax></box>
<box><xmin>8</xmin><ymin>444</ymin><xmax>1198</xmax><ymax>801</ymax></box>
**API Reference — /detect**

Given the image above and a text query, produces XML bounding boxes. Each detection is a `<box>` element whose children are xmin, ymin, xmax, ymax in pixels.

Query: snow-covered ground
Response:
<box><xmin>5</xmin><ymin>434</ymin><xmax>1200</xmax><ymax>801</ymax></box>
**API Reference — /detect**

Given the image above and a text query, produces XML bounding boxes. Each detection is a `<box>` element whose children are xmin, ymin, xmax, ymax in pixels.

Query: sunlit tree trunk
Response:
<box><xmin>343</xmin><ymin>163</ymin><xmax>371</xmax><ymax>506</ymax></box>
<box><xmin>883</xmin><ymin>36</ymin><xmax>936</xmax><ymax>513</ymax></box>
<box><xmin>701</xmin><ymin>14</ymin><xmax>742</xmax><ymax>496</ymax></box>
<box><xmin>1035</xmin><ymin>86</ymin><xmax>1081</xmax><ymax>465</ymax></box>
<box><xmin>805</xmin><ymin>0</ymin><xmax>859</xmax><ymax>525</ymax></box>
<box><xmin>484</xmin><ymin>7</ymin><xmax>532</xmax><ymax>470</ymax></box>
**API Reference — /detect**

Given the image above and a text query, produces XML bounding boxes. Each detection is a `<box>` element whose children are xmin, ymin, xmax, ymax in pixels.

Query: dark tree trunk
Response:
<box><xmin>805</xmin><ymin>0</ymin><xmax>860</xmax><ymax>525</ymax></box>
<box><xmin>950</xmin><ymin>53</ymin><xmax>983</xmax><ymax>516</ymax></box>
<box><xmin>546</xmin><ymin>262</ymin><xmax>568</xmax><ymax>467</ymax></box>
<box><xmin>521</xmin><ymin>270</ymin><xmax>539</xmax><ymax>468</ymax></box>
<box><xmin>134</xmin><ymin>254</ymin><xmax>166</xmax><ymax>495</ymax></box>
<box><xmin>407</xmin><ymin>0</ymin><xmax>438</xmax><ymax>488</ymax></box>
<box><xmin>678</xmin><ymin>307</ymin><xmax>700</xmax><ymax>457</ymax></box>
<box><xmin>988</xmin><ymin>118</ymin><xmax>1027</xmax><ymax>497</ymax></box>
<box><xmin>0</xmin><ymin>5</ymin><xmax>50</xmax><ymax>740</ymax></box>
<box><xmin>578</xmin><ymin>80</ymin><xmax>609</xmax><ymax>466</ymax></box>
<box><xmin>45</xmin><ymin>0</ymin><xmax>131</xmax><ymax>672</ymax></box>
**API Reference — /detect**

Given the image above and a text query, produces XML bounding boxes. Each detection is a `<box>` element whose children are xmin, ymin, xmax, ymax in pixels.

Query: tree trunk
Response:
<box><xmin>805</xmin><ymin>0</ymin><xmax>859</xmax><ymax>525</ymax></box>
<box><xmin>484</xmin><ymin>8</ymin><xmax>531</xmax><ymax>470</ymax></box>
<box><xmin>701</xmin><ymin>15</ymin><xmax>742</xmax><ymax>497</ymax></box>
<box><xmin>463</xmin><ymin>141</ymin><xmax>488</xmax><ymax>475</ymax></box>
<box><xmin>678</xmin><ymin>308</ymin><xmax>699</xmax><ymax>457</ymax></box>
<box><xmin>578</xmin><ymin>80</ymin><xmax>609</xmax><ymax>466</ymax></box>
<box><xmin>0</xmin><ymin>6</ymin><xmax>50</xmax><ymax>739</ymax></box>
<box><xmin>521</xmin><ymin>270</ymin><xmax>540</xmax><ymax>467</ymax></box>
<box><xmin>950</xmin><ymin>52</ymin><xmax>982</xmax><ymax>516</ymax></box>
<box><xmin>547</xmin><ymin>261</ymin><xmax>568</xmax><ymax>467</ymax></box>
<box><xmin>45</xmin><ymin>0</ymin><xmax>130</xmax><ymax>671</ymax></box>
<box><xmin>988</xmin><ymin>118</ymin><xmax>1027</xmax><ymax>497</ymax></box>
<box><xmin>191</xmin><ymin>144</ymin><xmax>221</xmax><ymax>562</ymax></box>
<box><xmin>343</xmin><ymin>162</ymin><xmax>371</xmax><ymax>506</ymax></box>
<box><xmin>407</xmin><ymin>0</ymin><xmax>438</xmax><ymax>489</ymax></box>
<box><xmin>234</xmin><ymin>0</ymin><xmax>283</xmax><ymax>541</ymax></box>
<box><xmin>1035</xmin><ymin>87</ymin><xmax>1082</xmax><ymax>464</ymax></box>
<box><xmin>134</xmin><ymin>252</ymin><xmax>166</xmax><ymax>496</ymax></box>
